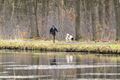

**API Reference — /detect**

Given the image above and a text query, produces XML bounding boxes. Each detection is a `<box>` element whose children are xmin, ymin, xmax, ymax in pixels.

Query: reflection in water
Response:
<box><xmin>50</xmin><ymin>56</ymin><xmax>57</xmax><ymax>65</ymax></box>
<box><xmin>0</xmin><ymin>51</ymin><xmax>119</xmax><ymax>80</ymax></box>
<box><xmin>66</xmin><ymin>55</ymin><xmax>73</xmax><ymax>64</ymax></box>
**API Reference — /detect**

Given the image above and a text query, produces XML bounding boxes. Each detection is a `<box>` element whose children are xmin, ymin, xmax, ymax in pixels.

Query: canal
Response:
<box><xmin>0</xmin><ymin>50</ymin><xmax>119</xmax><ymax>80</ymax></box>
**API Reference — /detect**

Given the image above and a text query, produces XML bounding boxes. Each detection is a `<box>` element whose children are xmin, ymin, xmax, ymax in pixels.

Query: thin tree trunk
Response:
<box><xmin>91</xmin><ymin>0</ymin><xmax>96</xmax><ymax>41</ymax></box>
<box><xmin>75</xmin><ymin>0</ymin><xmax>80</xmax><ymax>40</ymax></box>
<box><xmin>34</xmin><ymin>0</ymin><xmax>39</xmax><ymax>37</ymax></box>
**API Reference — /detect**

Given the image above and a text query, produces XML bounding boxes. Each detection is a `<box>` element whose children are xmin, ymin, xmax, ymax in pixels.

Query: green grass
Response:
<box><xmin>0</xmin><ymin>40</ymin><xmax>120</xmax><ymax>54</ymax></box>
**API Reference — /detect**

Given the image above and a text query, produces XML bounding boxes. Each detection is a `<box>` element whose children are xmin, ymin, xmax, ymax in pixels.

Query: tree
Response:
<box><xmin>75</xmin><ymin>0</ymin><xmax>80</xmax><ymax>40</ymax></box>
<box><xmin>114</xmin><ymin>0</ymin><xmax>120</xmax><ymax>40</ymax></box>
<box><xmin>29</xmin><ymin>0</ymin><xmax>39</xmax><ymax>38</ymax></box>
<box><xmin>34</xmin><ymin>0</ymin><xmax>39</xmax><ymax>37</ymax></box>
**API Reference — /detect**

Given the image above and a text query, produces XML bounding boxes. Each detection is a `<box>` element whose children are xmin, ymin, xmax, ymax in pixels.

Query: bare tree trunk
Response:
<box><xmin>75</xmin><ymin>0</ymin><xmax>80</xmax><ymax>40</ymax></box>
<box><xmin>91</xmin><ymin>0</ymin><xmax>97</xmax><ymax>41</ymax></box>
<box><xmin>114</xmin><ymin>0</ymin><xmax>120</xmax><ymax>40</ymax></box>
<box><xmin>34</xmin><ymin>0</ymin><xmax>39</xmax><ymax>37</ymax></box>
<box><xmin>29</xmin><ymin>0</ymin><xmax>39</xmax><ymax>38</ymax></box>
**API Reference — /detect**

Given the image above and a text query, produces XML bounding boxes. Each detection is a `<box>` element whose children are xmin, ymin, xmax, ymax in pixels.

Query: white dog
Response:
<box><xmin>65</xmin><ymin>33</ymin><xmax>74</xmax><ymax>41</ymax></box>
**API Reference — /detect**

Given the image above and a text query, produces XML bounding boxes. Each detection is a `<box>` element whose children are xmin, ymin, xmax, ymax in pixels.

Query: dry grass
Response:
<box><xmin>0</xmin><ymin>40</ymin><xmax>120</xmax><ymax>54</ymax></box>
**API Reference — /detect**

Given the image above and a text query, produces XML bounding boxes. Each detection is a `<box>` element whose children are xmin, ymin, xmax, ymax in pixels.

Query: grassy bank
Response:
<box><xmin>0</xmin><ymin>40</ymin><xmax>120</xmax><ymax>54</ymax></box>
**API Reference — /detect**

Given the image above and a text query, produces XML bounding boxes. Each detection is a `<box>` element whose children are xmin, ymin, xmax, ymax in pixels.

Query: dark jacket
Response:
<box><xmin>50</xmin><ymin>26</ymin><xmax>58</xmax><ymax>36</ymax></box>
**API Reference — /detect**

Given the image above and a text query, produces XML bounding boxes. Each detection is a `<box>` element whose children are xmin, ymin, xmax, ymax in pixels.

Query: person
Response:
<box><xmin>50</xmin><ymin>25</ymin><xmax>58</xmax><ymax>43</ymax></box>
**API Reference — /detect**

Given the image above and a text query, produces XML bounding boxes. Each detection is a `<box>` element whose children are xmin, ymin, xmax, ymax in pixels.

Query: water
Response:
<box><xmin>0</xmin><ymin>50</ymin><xmax>119</xmax><ymax>80</ymax></box>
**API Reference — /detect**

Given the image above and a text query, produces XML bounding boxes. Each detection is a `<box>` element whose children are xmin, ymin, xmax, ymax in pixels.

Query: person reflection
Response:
<box><xmin>50</xmin><ymin>56</ymin><xmax>57</xmax><ymax>65</ymax></box>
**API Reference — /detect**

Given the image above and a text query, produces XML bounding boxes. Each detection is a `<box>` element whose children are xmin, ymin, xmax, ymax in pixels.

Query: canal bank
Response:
<box><xmin>0</xmin><ymin>40</ymin><xmax>120</xmax><ymax>54</ymax></box>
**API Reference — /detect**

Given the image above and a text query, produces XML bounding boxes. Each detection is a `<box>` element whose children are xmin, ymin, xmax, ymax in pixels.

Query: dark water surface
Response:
<box><xmin>0</xmin><ymin>50</ymin><xmax>119</xmax><ymax>80</ymax></box>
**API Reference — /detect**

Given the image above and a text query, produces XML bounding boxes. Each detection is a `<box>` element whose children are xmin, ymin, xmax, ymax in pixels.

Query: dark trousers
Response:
<box><xmin>53</xmin><ymin>35</ymin><xmax>56</xmax><ymax>43</ymax></box>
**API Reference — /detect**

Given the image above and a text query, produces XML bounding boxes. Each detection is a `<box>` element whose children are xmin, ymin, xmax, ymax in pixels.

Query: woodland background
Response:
<box><xmin>0</xmin><ymin>0</ymin><xmax>119</xmax><ymax>41</ymax></box>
